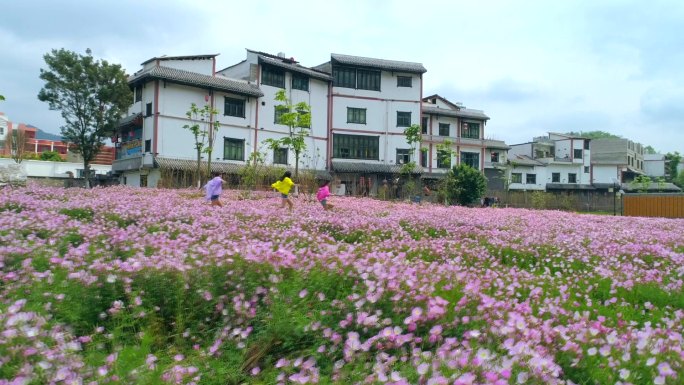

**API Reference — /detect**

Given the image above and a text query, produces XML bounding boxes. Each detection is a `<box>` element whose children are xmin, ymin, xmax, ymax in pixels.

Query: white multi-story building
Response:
<box><xmin>590</xmin><ymin>138</ymin><xmax>645</xmax><ymax>186</ymax></box>
<box><xmin>420</xmin><ymin>95</ymin><xmax>491</xmax><ymax>176</ymax></box>
<box><xmin>508</xmin><ymin>133</ymin><xmax>592</xmax><ymax>191</ymax></box>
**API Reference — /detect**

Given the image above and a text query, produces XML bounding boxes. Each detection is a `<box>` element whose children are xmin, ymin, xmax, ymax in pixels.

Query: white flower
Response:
<box><xmin>587</xmin><ymin>347</ymin><xmax>597</xmax><ymax>356</ymax></box>
<box><xmin>618</xmin><ymin>368</ymin><xmax>630</xmax><ymax>379</ymax></box>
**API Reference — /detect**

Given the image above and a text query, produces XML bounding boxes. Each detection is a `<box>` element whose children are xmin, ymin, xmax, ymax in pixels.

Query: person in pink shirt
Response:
<box><xmin>316</xmin><ymin>180</ymin><xmax>334</xmax><ymax>211</ymax></box>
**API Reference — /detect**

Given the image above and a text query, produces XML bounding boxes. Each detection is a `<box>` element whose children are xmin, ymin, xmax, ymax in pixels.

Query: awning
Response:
<box><xmin>117</xmin><ymin>113</ymin><xmax>143</xmax><ymax>128</ymax></box>
<box><xmin>155</xmin><ymin>157</ymin><xmax>244</xmax><ymax>174</ymax></box>
<box><xmin>331</xmin><ymin>159</ymin><xmax>423</xmax><ymax>174</ymax></box>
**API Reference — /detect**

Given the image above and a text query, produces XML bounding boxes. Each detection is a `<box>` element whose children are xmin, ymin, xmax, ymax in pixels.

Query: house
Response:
<box><xmin>420</xmin><ymin>95</ymin><xmax>490</xmax><ymax>176</ymax></box>
<box><xmin>483</xmin><ymin>139</ymin><xmax>510</xmax><ymax>191</ymax></box>
<box><xmin>113</xmin><ymin>54</ymin><xmax>263</xmax><ymax>187</ymax></box>
<box><xmin>314</xmin><ymin>53</ymin><xmax>427</xmax><ymax>196</ymax></box>
<box><xmin>590</xmin><ymin>138</ymin><xmax>644</xmax><ymax>186</ymax></box>
<box><xmin>508</xmin><ymin>133</ymin><xmax>592</xmax><ymax>191</ymax></box>
<box><xmin>643</xmin><ymin>153</ymin><xmax>666</xmax><ymax>177</ymax></box>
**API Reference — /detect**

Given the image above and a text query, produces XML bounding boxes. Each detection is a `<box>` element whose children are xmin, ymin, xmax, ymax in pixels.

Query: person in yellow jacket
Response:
<box><xmin>271</xmin><ymin>171</ymin><xmax>295</xmax><ymax>211</ymax></box>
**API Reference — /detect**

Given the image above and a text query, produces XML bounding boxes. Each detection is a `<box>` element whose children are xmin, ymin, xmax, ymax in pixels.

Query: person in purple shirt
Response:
<box><xmin>204</xmin><ymin>172</ymin><xmax>226</xmax><ymax>207</ymax></box>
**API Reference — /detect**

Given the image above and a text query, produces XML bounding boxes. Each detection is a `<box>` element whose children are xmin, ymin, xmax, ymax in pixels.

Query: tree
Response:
<box><xmin>644</xmin><ymin>145</ymin><xmax>657</xmax><ymax>154</ymax></box>
<box><xmin>444</xmin><ymin>163</ymin><xmax>487</xmax><ymax>206</ymax></box>
<box><xmin>674</xmin><ymin>170</ymin><xmax>684</xmax><ymax>188</ymax></box>
<box><xmin>38</xmin><ymin>49</ymin><xmax>132</xmax><ymax>188</ymax></box>
<box><xmin>6</xmin><ymin>127</ymin><xmax>28</xmax><ymax>164</ymax></box>
<box><xmin>39</xmin><ymin>150</ymin><xmax>64</xmax><ymax>162</ymax></box>
<box><xmin>0</xmin><ymin>95</ymin><xmax>5</xmax><ymax>101</ymax></box>
<box><xmin>564</xmin><ymin>131</ymin><xmax>621</xmax><ymax>139</ymax></box>
<box><xmin>271</xmin><ymin>89</ymin><xmax>311</xmax><ymax>178</ymax></box>
<box><xmin>630</xmin><ymin>175</ymin><xmax>652</xmax><ymax>193</ymax></box>
<box><xmin>664</xmin><ymin>152</ymin><xmax>682</xmax><ymax>181</ymax></box>
<box><xmin>183</xmin><ymin>103</ymin><xmax>219</xmax><ymax>187</ymax></box>
<box><xmin>400</xmin><ymin>124</ymin><xmax>422</xmax><ymax>198</ymax></box>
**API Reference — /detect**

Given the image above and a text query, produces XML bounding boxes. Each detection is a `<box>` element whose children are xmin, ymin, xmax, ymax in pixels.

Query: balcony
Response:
<box><xmin>421</xmin><ymin>135</ymin><xmax>484</xmax><ymax>146</ymax></box>
<box><xmin>484</xmin><ymin>161</ymin><xmax>507</xmax><ymax>169</ymax></box>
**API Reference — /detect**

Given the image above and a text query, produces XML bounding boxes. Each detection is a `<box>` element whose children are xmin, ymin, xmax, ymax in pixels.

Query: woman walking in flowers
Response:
<box><xmin>316</xmin><ymin>180</ymin><xmax>334</xmax><ymax>211</ymax></box>
<box><xmin>204</xmin><ymin>172</ymin><xmax>226</xmax><ymax>207</ymax></box>
<box><xmin>271</xmin><ymin>171</ymin><xmax>295</xmax><ymax>211</ymax></box>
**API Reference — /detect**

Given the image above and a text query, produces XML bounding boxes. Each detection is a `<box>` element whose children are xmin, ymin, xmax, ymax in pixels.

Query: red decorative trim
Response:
<box><xmin>153</xmin><ymin>80</ymin><xmax>159</xmax><ymax>154</ymax></box>
<box><xmin>254</xmin><ymin>64</ymin><xmax>260</xmax><ymax>154</ymax></box>
<box><xmin>332</xmin><ymin>93</ymin><xmax>420</xmax><ymax>103</ymax></box>
<box><xmin>332</xmin><ymin>127</ymin><xmax>406</xmax><ymax>136</ymax></box>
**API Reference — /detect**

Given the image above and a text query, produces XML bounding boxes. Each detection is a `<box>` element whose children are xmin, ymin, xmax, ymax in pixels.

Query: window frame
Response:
<box><xmin>574</xmin><ymin>149</ymin><xmax>583</xmax><ymax>159</ymax></box>
<box><xmin>552</xmin><ymin>172</ymin><xmax>560</xmax><ymax>183</ymax></box>
<box><xmin>511</xmin><ymin>173</ymin><xmax>522</xmax><ymax>184</ymax></box>
<box><xmin>420</xmin><ymin>150</ymin><xmax>428</xmax><ymax>167</ymax></box>
<box><xmin>421</xmin><ymin>116</ymin><xmax>428</xmax><ymax>135</ymax></box>
<box><xmin>568</xmin><ymin>173</ymin><xmax>577</xmax><ymax>183</ymax></box>
<box><xmin>461</xmin><ymin>152</ymin><xmax>480</xmax><ymax>169</ymax></box>
<box><xmin>356</xmin><ymin>69</ymin><xmax>381</xmax><ymax>91</ymax></box>
<box><xmin>291</xmin><ymin>73</ymin><xmax>309</xmax><ymax>91</ymax></box>
<box><xmin>261</xmin><ymin>65</ymin><xmax>285</xmax><ymax>88</ymax></box>
<box><xmin>491</xmin><ymin>152</ymin><xmax>499</xmax><ymax>163</ymax></box>
<box><xmin>397</xmin><ymin>111</ymin><xmax>411</xmax><ymax>127</ymax></box>
<box><xmin>346</xmin><ymin>107</ymin><xmax>367</xmax><ymax>124</ymax></box>
<box><xmin>397</xmin><ymin>76</ymin><xmax>412</xmax><ymax>87</ymax></box>
<box><xmin>437</xmin><ymin>150</ymin><xmax>451</xmax><ymax>169</ymax></box>
<box><xmin>332</xmin><ymin>134</ymin><xmax>379</xmax><ymax>160</ymax></box>
<box><xmin>526</xmin><ymin>173</ymin><xmax>537</xmax><ymax>184</ymax></box>
<box><xmin>273</xmin><ymin>147</ymin><xmax>288</xmax><ymax>165</ymax></box>
<box><xmin>396</xmin><ymin>148</ymin><xmax>411</xmax><ymax>165</ymax></box>
<box><xmin>438</xmin><ymin>123</ymin><xmax>450</xmax><ymax>136</ymax></box>
<box><xmin>274</xmin><ymin>106</ymin><xmax>287</xmax><ymax>125</ymax></box>
<box><xmin>224</xmin><ymin>97</ymin><xmax>246</xmax><ymax>118</ymax></box>
<box><xmin>223</xmin><ymin>137</ymin><xmax>245</xmax><ymax>161</ymax></box>
<box><xmin>145</xmin><ymin>102</ymin><xmax>153</xmax><ymax>117</ymax></box>
<box><xmin>461</xmin><ymin>122</ymin><xmax>480</xmax><ymax>139</ymax></box>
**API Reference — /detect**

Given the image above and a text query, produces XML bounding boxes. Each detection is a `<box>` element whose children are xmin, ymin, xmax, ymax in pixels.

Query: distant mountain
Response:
<box><xmin>27</xmin><ymin>125</ymin><xmax>64</xmax><ymax>141</ymax></box>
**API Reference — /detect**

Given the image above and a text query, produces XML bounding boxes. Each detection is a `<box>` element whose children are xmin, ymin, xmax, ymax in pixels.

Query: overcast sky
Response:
<box><xmin>2</xmin><ymin>0</ymin><xmax>683</xmax><ymax>153</ymax></box>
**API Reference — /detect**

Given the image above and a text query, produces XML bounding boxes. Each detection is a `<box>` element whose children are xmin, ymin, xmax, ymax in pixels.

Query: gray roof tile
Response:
<box><xmin>331</xmin><ymin>54</ymin><xmax>427</xmax><ymax>74</ymax></box>
<box><xmin>156</xmin><ymin>157</ymin><xmax>244</xmax><ymax>174</ymax></box>
<box><xmin>141</xmin><ymin>54</ymin><xmax>219</xmax><ymax>66</ymax></box>
<box><xmin>422</xmin><ymin>106</ymin><xmax>490</xmax><ymax>120</ymax></box>
<box><xmin>129</xmin><ymin>66</ymin><xmax>263</xmax><ymax>97</ymax></box>
<box><xmin>331</xmin><ymin>160</ymin><xmax>423</xmax><ymax>174</ymax></box>
<box><xmin>258</xmin><ymin>55</ymin><xmax>332</xmax><ymax>81</ymax></box>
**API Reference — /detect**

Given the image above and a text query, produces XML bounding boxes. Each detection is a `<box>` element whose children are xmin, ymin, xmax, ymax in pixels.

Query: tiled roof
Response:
<box><xmin>141</xmin><ymin>54</ymin><xmax>219</xmax><ymax>66</ymax></box>
<box><xmin>117</xmin><ymin>113</ymin><xmax>142</xmax><ymax>127</ymax></box>
<box><xmin>129</xmin><ymin>66</ymin><xmax>263</xmax><ymax>97</ymax></box>
<box><xmin>546</xmin><ymin>183</ymin><xmax>596</xmax><ymax>190</ymax></box>
<box><xmin>155</xmin><ymin>157</ymin><xmax>244</xmax><ymax>174</ymax></box>
<box><xmin>331</xmin><ymin>54</ymin><xmax>427</xmax><ymax>74</ymax></box>
<box><xmin>483</xmin><ymin>139</ymin><xmax>510</xmax><ymax>149</ymax></box>
<box><xmin>422</xmin><ymin>106</ymin><xmax>490</xmax><ymax>120</ymax></box>
<box><xmin>331</xmin><ymin>160</ymin><xmax>423</xmax><ymax>174</ymax></box>
<box><xmin>257</xmin><ymin>55</ymin><xmax>332</xmax><ymax>81</ymax></box>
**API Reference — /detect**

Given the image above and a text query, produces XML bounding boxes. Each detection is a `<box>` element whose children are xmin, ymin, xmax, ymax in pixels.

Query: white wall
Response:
<box><xmin>0</xmin><ymin>158</ymin><xmax>111</xmax><ymax>178</ymax></box>
<box><xmin>143</xmin><ymin>58</ymin><xmax>214</xmax><ymax>75</ymax></box>
<box><xmin>592</xmin><ymin>165</ymin><xmax>621</xmax><ymax>184</ymax></box>
<box><xmin>332</xmin><ymin>71</ymin><xmax>421</xmax><ymax>101</ymax></box>
<box><xmin>508</xmin><ymin>166</ymin><xmax>546</xmax><ymax>190</ymax></box>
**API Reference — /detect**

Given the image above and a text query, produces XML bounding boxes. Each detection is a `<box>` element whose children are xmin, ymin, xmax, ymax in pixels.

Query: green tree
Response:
<box><xmin>6</xmin><ymin>127</ymin><xmax>28</xmax><ymax>164</ymax></box>
<box><xmin>400</xmin><ymin>124</ymin><xmax>422</xmax><ymax>198</ymax></box>
<box><xmin>0</xmin><ymin>95</ymin><xmax>5</xmax><ymax>101</ymax></box>
<box><xmin>183</xmin><ymin>103</ymin><xmax>219</xmax><ymax>187</ymax></box>
<box><xmin>664</xmin><ymin>152</ymin><xmax>682</xmax><ymax>181</ymax></box>
<box><xmin>631</xmin><ymin>175</ymin><xmax>652</xmax><ymax>193</ymax></box>
<box><xmin>444</xmin><ymin>163</ymin><xmax>487</xmax><ymax>206</ymax></box>
<box><xmin>38</xmin><ymin>48</ymin><xmax>132</xmax><ymax>188</ymax></box>
<box><xmin>564</xmin><ymin>131</ymin><xmax>621</xmax><ymax>139</ymax></box>
<box><xmin>644</xmin><ymin>145</ymin><xmax>657</xmax><ymax>154</ymax></box>
<box><xmin>39</xmin><ymin>150</ymin><xmax>64</xmax><ymax>162</ymax></box>
<box><xmin>674</xmin><ymin>170</ymin><xmax>684</xmax><ymax>188</ymax></box>
<box><xmin>271</xmin><ymin>89</ymin><xmax>311</xmax><ymax>178</ymax></box>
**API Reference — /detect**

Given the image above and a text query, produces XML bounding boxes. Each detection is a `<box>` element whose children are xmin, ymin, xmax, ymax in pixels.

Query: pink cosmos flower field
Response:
<box><xmin>1</xmin><ymin>185</ymin><xmax>683</xmax><ymax>385</ymax></box>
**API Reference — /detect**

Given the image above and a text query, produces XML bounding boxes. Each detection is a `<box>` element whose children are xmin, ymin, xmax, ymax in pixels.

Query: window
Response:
<box><xmin>135</xmin><ymin>86</ymin><xmax>142</xmax><ymax>102</ymax></box>
<box><xmin>568</xmin><ymin>173</ymin><xmax>577</xmax><ymax>183</ymax></box>
<box><xmin>333</xmin><ymin>134</ymin><xmax>379</xmax><ymax>160</ymax></box>
<box><xmin>584</xmin><ymin>140</ymin><xmax>590</xmax><ymax>150</ymax></box>
<box><xmin>347</xmin><ymin>108</ymin><xmax>366</xmax><ymax>124</ymax></box>
<box><xmin>397</xmin><ymin>111</ymin><xmax>411</xmax><ymax>127</ymax></box>
<box><xmin>421</xmin><ymin>117</ymin><xmax>428</xmax><ymax>135</ymax></box>
<box><xmin>552</xmin><ymin>172</ymin><xmax>560</xmax><ymax>183</ymax></box>
<box><xmin>461</xmin><ymin>152</ymin><xmax>480</xmax><ymax>169</ymax></box>
<box><xmin>0</xmin><ymin>127</ymin><xmax>3</xmax><ymax>135</ymax></box>
<box><xmin>397</xmin><ymin>76</ymin><xmax>412</xmax><ymax>87</ymax></box>
<box><xmin>274</xmin><ymin>106</ymin><xmax>287</xmax><ymax>124</ymax></box>
<box><xmin>511</xmin><ymin>173</ymin><xmax>522</xmax><ymax>183</ymax></box>
<box><xmin>461</xmin><ymin>122</ymin><xmax>480</xmax><ymax>139</ymax></box>
<box><xmin>333</xmin><ymin>66</ymin><xmax>380</xmax><ymax>91</ymax></box>
<box><xmin>146</xmin><ymin>103</ymin><xmax>153</xmax><ymax>117</ymax></box>
<box><xmin>292</xmin><ymin>73</ymin><xmax>309</xmax><ymax>91</ymax></box>
<box><xmin>491</xmin><ymin>152</ymin><xmax>499</xmax><ymax>163</ymax></box>
<box><xmin>584</xmin><ymin>166</ymin><xmax>590</xmax><ymax>173</ymax></box>
<box><xmin>421</xmin><ymin>150</ymin><xmax>427</xmax><ymax>167</ymax></box>
<box><xmin>262</xmin><ymin>65</ymin><xmax>285</xmax><ymax>88</ymax></box>
<box><xmin>223</xmin><ymin>138</ymin><xmax>244</xmax><ymax>161</ymax></box>
<box><xmin>437</xmin><ymin>150</ymin><xmax>451</xmax><ymax>169</ymax></box>
<box><xmin>140</xmin><ymin>174</ymin><xmax>148</xmax><ymax>188</ymax></box>
<box><xmin>224</xmin><ymin>97</ymin><xmax>245</xmax><ymax>118</ymax></box>
<box><xmin>526</xmin><ymin>173</ymin><xmax>536</xmax><ymax>184</ymax></box>
<box><xmin>333</xmin><ymin>66</ymin><xmax>356</xmax><ymax>88</ymax></box>
<box><xmin>144</xmin><ymin>139</ymin><xmax>151</xmax><ymax>153</ymax></box>
<box><xmin>396</xmin><ymin>149</ymin><xmax>411</xmax><ymax>165</ymax></box>
<box><xmin>574</xmin><ymin>149</ymin><xmax>583</xmax><ymax>159</ymax></box>
<box><xmin>357</xmin><ymin>69</ymin><xmax>381</xmax><ymax>91</ymax></box>
<box><xmin>439</xmin><ymin>123</ymin><xmax>450</xmax><ymax>136</ymax></box>
<box><xmin>273</xmin><ymin>148</ymin><xmax>288</xmax><ymax>165</ymax></box>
